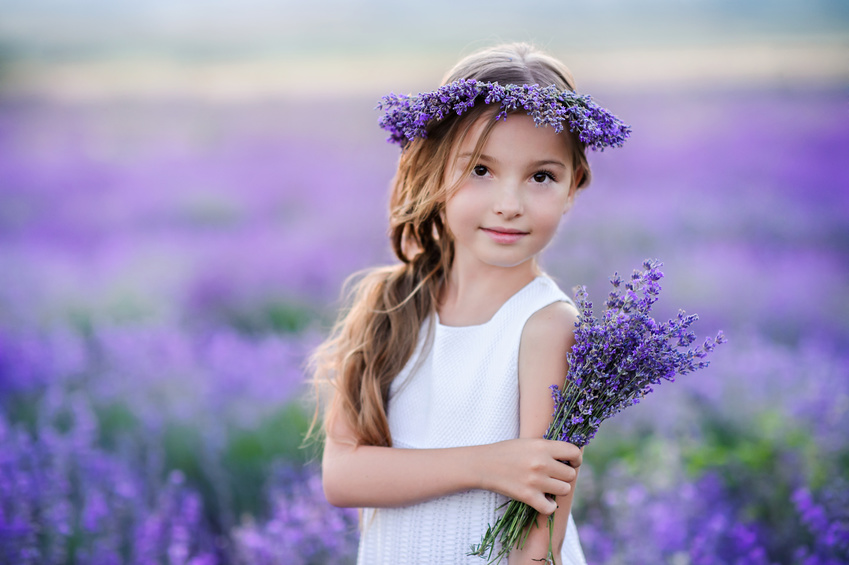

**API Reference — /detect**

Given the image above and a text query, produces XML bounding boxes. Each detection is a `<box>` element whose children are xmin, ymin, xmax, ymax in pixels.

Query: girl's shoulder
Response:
<box><xmin>520</xmin><ymin>276</ymin><xmax>578</xmax><ymax>350</ymax></box>
<box><xmin>522</xmin><ymin>299</ymin><xmax>578</xmax><ymax>346</ymax></box>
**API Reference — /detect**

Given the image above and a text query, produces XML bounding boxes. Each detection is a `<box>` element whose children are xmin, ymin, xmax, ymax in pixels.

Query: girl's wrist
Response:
<box><xmin>468</xmin><ymin>443</ymin><xmax>489</xmax><ymax>492</ymax></box>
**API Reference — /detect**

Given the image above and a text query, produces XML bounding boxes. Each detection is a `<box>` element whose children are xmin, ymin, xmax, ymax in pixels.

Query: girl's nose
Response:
<box><xmin>494</xmin><ymin>184</ymin><xmax>523</xmax><ymax>217</ymax></box>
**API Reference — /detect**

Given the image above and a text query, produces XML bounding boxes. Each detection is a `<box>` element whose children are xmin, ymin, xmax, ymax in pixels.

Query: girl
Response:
<box><xmin>311</xmin><ymin>43</ymin><xmax>629</xmax><ymax>564</ymax></box>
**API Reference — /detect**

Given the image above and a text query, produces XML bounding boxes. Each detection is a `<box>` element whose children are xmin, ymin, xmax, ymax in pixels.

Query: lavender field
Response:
<box><xmin>1</xmin><ymin>85</ymin><xmax>847</xmax><ymax>564</ymax></box>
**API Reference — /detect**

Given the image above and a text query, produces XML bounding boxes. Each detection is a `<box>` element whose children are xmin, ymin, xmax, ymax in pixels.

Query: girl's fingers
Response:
<box><xmin>548</xmin><ymin>463</ymin><xmax>577</xmax><ymax>484</ymax></box>
<box><xmin>543</xmin><ymin>477</ymin><xmax>573</xmax><ymax>498</ymax></box>
<box><xmin>549</xmin><ymin>440</ymin><xmax>582</xmax><ymax>468</ymax></box>
<box><xmin>530</xmin><ymin>492</ymin><xmax>559</xmax><ymax>515</ymax></box>
<box><xmin>541</xmin><ymin>497</ymin><xmax>558</xmax><ymax>516</ymax></box>
<box><xmin>482</xmin><ymin>439</ymin><xmax>581</xmax><ymax>510</ymax></box>
<box><xmin>525</xmin><ymin>475</ymin><xmax>573</xmax><ymax>514</ymax></box>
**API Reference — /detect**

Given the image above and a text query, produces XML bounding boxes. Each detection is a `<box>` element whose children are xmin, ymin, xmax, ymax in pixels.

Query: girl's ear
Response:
<box><xmin>572</xmin><ymin>167</ymin><xmax>585</xmax><ymax>192</ymax></box>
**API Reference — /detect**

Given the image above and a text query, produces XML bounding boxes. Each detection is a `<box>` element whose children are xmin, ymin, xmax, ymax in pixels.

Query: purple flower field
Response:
<box><xmin>1</xmin><ymin>86</ymin><xmax>847</xmax><ymax>563</ymax></box>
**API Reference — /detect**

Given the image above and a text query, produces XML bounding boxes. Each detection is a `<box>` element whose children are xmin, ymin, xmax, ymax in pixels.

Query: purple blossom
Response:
<box><xmin>134</xmin><ymin>470</ymin><xmax>219</xmax><ymax>565</ymax></box>
<box><xmin>471</xmin><ymin>260</ymin><xmax>725</xmax><ymax>563</ymax></box>
<box><xmin>0</xmin><ymin>410</ymin><xmax>219</xmax><ymax>564</ymax></box>
<box><xmin>232</xmin><ymin>464</ymin><xmax>358</xmax><ymax>565</ymax></box>
<box><xmin>792</xmin><ymin>482</ymin><xmax>849</xmax><ymax>563</ymax></box>
<box><xmin>545</xmin><ymin>261</ymin><xmax>724</xmax><ymax>450</ymax></box>
<box><xmin>579</xmin><ymin>471</ymin><xmax>772</xmax><ymax>564</ymax></box>
<box><xmin>0</xmin><ymin>83</ymin><xmax>845</xmax><ymax>565</ymax></box>
<box><xmin>377</xmin><ymin>79</ymin><xmax>631</xmax><ymax>151</ymax></box>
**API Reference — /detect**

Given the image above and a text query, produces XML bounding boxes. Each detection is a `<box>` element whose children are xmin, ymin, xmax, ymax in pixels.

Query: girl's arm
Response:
<box><xmin>322</xmin><ymin>395</ymin><xmax>582</xmax><ymax>515</ymax></box>
<box><xmin>509</xmin><ymin>300</ymin><xmax>581</xmax><ymax>565</ymax></box>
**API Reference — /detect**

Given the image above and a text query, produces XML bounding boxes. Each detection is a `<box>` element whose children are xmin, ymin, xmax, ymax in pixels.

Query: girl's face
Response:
<box><xmin>443</xmin><ymin>112</ymin><xmax>577</xmax><ymax>276</ymax></box>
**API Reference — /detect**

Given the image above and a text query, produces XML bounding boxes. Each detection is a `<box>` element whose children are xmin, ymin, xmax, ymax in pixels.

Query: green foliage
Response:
<box><xmin>161</xmin><ymin>421</ymin><xmax>239</xmax><ymax>535</ymax></box>
<box><xmin>1</xmin><ymin>391</ymin><xmax>41</xmax><ymax>436</ymax></box>
<box><xmin>582</xmin><ymin>425</ymin><xmax>659</xmax><ymax>476</ymax></box>
<box><xmin>156</xmin><ymin>401</ymin><xmax>313</xmax><ymax>533</ymax></box>
<box><xmin>222</xmin><ymin>402</ymin><xmax>313</xmax><ymax>518</ymax></box>
<box><xmin>677</xmin><ymin>406</ymin><xmax>845</xmax><ymax>560</ymax></box>
<box><xmin>219</xmin><ymin>299</ymin><xmax>319</xmax><ymax>336</ymax></box>
<box><xmin>94</xmin><ymin>402</ymin><xmax>139</xmax><ymax>451</ymax></box>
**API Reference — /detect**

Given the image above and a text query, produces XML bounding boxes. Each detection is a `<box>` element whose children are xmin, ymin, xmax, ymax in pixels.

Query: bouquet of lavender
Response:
<box><xmin>469</xmin><ymin>260</ymin><xmax>726</xmax><ymax>564</ymax></box>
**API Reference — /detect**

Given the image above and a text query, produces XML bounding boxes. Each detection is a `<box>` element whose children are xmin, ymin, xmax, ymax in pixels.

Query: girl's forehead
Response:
<box><xmin>455</xmin><ymin>111</ymin><xmax>574</xmax><ymax>159</ymax></box>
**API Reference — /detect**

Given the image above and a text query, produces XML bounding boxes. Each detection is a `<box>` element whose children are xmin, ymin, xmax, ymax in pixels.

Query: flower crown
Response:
<box><xmin>377</xmin><ymin>78</ymin><xmax>631</xmax><ymax>151</ymax></box>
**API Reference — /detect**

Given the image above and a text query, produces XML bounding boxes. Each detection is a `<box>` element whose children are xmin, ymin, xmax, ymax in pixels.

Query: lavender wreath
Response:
<box><xmin>377</xmin><ymin>79</ymin><xmax>631</xmax><ymax>151</ymax></box>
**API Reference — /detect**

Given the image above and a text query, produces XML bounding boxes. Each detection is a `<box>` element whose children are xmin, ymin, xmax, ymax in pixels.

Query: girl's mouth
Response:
<box><xmin>481</xmin><ymin>227</ymin><xmax>529</xmax><ymax>244</ymax></box>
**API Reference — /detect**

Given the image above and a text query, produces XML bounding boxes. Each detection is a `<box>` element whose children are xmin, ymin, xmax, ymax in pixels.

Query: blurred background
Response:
<box><xmin>0</xmin><ymin>1</ymin><xmax>847</xmax><ymax>563</ymax></box>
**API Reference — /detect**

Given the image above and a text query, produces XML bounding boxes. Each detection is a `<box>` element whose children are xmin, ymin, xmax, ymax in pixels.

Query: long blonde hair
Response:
<box><xmin>310</xmin><ymin>43</ymin><xmax>592</xmax><ymax>447</ymax></box>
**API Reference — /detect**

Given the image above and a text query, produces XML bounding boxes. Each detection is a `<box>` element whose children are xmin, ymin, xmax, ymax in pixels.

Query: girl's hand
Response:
<box><xmin>477</xmin><ymin>438</ymin><xmax>581</xmax><ymax>515</ymax></box>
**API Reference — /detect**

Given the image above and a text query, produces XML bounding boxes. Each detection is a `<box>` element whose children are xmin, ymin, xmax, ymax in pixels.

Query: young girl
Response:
<box><xmin>312</xmin><ymin>43</ymin><xmax>628</xmax><ymax>564</ymax></box>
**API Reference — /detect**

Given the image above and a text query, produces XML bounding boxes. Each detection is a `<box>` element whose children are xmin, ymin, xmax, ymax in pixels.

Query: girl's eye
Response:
<box><xmin>532</xmin><ymin>171</ymin><xmax>556</xmax><ymax>183</ymax></box>
<box><xmin>472</xmin><ymin>165</ymin><xmax>489</xmax><ymax>177</ymax></box>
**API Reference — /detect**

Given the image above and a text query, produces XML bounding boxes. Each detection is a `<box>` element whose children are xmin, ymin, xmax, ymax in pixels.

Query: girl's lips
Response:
<box><xmin>481</xmin><ymin>227</ymin><xmax>529</xmax><ymax>244</ymax></box>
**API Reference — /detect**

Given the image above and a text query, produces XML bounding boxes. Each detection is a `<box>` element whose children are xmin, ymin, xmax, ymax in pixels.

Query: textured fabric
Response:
<box><xmin>357</xmin><ymin>276</ymin><xmax>587</xmax><ymax>565</ymax></box>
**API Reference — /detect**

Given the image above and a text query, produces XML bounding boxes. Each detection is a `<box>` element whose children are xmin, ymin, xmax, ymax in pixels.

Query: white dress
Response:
<box><xmin>357</xmin><ymin>276</ymin><xmax>587</xmax><ymax>565</ymax></box>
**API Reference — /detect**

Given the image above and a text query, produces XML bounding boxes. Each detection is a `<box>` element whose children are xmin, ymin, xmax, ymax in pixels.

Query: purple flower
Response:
<box><xmin>793</xmin><ymin>482</ymin><xmax>849</xmax><ymax>562</ymax></box>
<box><xmin>579</xmin><ymin>471</ymin><xmax>771</xmax><ymax>564</ymax></box>
<box><xmin>544</xmin><ymin>261</ymin><xmax>724</xmax><ymax>451</ymax></box>
<box><xmin>376</xmin><ymin>79</ymin><xmax>631</xmax><ymax>151</ymax></box>
<box><xmin>232</xmin><ymin>464</ymin><xmax>358</xmax><ymax>565</ymax></box>
<box><xmin>471</xmin><ymin>260</ymin><xmax>724</xmax><ymax>563</ymax></box>
<box><xmin>0</xmin><ymin>408</ymin><xmax>219</xmax><ymax>564</ymax></box>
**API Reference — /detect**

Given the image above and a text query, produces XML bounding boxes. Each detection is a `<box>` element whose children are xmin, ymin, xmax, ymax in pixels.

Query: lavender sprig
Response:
<box><xmin>470</xmin><ymin>260</ymin><xmax>726</xmax><ymax>564</ymax></box>
<box><xmin>377</xmin><ymin>79</ymin><xmax>631</xmax><ymax>151</ymax></box>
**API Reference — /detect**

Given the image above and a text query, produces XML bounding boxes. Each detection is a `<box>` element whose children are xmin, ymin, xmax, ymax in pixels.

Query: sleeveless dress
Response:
<box><xmin>357</xmin><ymin>276</ymin><xmax>587</xmax><ymax>565</ymax></box>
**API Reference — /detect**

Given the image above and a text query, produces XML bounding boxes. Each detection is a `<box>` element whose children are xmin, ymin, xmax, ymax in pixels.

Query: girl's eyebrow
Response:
<box><xmin>458</xmin><ymin>152</ymin><xmax>568</xmax><ymax>169</ymax></box>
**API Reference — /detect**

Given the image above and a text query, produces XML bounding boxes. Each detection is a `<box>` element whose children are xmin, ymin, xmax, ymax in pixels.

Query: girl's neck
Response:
<box><xmin>438</xmin><ymin>260</ymin><xmax>541</xmax><ymax>327</ymax></box>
